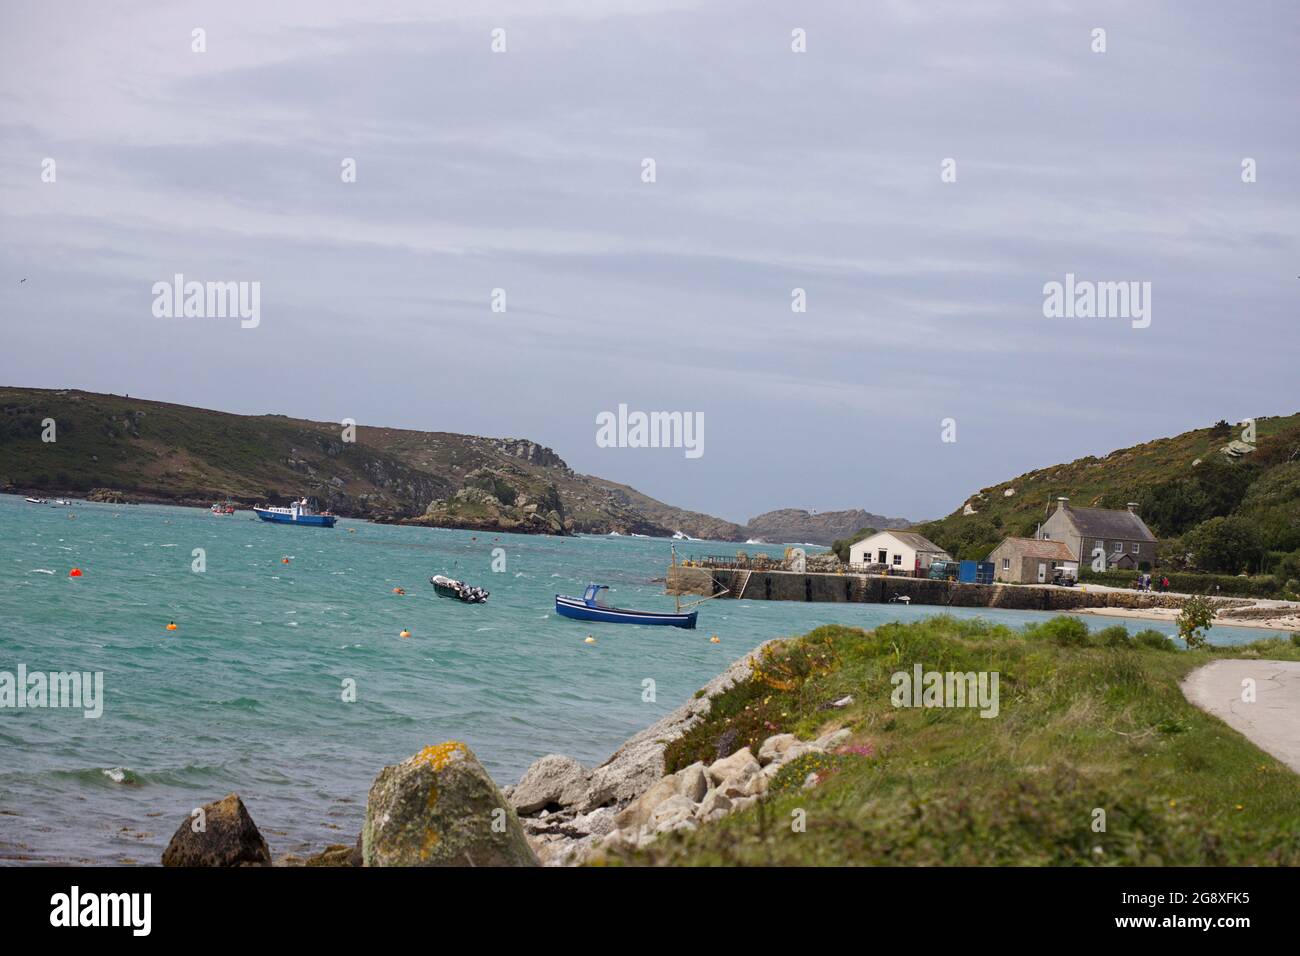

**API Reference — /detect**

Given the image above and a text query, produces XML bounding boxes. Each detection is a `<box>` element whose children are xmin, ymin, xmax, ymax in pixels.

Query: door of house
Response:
<box><xmin>1037</xmin><ymin>562</ymin><xmax>1047</xmax><ymax>584</ymax></box>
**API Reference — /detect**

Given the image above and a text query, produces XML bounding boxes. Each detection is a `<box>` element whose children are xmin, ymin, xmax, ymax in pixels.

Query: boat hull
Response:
<box><xmin>555</xmin><ymin>595</ymin><xmax>697</xmax><ymax>629</ymax></box>
<box><xmin>253</xmin><ymin>508</ymin><xmax>337</xmax><ymax>528</ymax></box>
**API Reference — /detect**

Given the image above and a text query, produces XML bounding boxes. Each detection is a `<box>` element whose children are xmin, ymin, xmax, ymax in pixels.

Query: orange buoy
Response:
<box><xmin>166</xmin><ymin>622</ymin><xmax>178</xmax><ymax>631</ymax></box>
<box><xmin>710</xmin><ymin>635</ymin><xmax>721</xmax><ymax>644</ymax></box>
<box><xmin>69</xmin><ymin>568</ymin><xmax>82</xmax><ymax>577</ymax></box>
<box><xmin>399</xmin><ymin>629</ymin><xmax>411</xmax><ymax>639</ymax></box>
<box><xmin>392</xmin><ymin>587</ymin><xmax>406</xmax><ymax>595</ymax></box>
<box><xmin>281</xmin><ymin>557</ymin><xmax>290</xmax><ymax>564</ymax></box>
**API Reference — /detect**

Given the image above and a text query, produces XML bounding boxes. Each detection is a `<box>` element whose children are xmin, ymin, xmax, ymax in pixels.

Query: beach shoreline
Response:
<box><xmin>1069</xmin><ymin>602</ymin><xmax>1300</xmax><ymax>633</ymax></box>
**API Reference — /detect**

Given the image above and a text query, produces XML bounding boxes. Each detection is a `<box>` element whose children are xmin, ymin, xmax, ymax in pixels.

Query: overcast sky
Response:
<box><xmin>2</xmin><ymin>0</ymin><xmax>1297</xmax><ymax>524</ymax></box>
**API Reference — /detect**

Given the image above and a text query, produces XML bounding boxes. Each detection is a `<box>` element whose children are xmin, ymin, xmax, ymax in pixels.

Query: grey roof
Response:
<box><xmin>866</xmin><ymin>529</ymin><xmax>950</xmax><ymax>554</ymax></box>
<box><xmin>1063</xmin><ymin>506</ymin><xmax>1156</xmax><ymax>542</ymax></box>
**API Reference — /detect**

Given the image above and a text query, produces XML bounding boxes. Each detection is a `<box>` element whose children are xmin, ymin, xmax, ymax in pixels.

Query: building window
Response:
<box><xmin>1131</xmin><ymin>542</ymin><xmax>1140</xmax><ymax>554</ymax></box>
<box><xmin>877</xmin><ymin>549</ymin><xmax>887</xmax><ymax>564</ymax></box>
<box><xmin>1042</xmin><ymin>533</ymin><xmax>1050</xmax><ymax>539</ymax></box>
<box><xmin>1113</xmin><ymin>541</ymin><xmax>1123</xmax><ymax>553</ymax></box>
<box><xmin>1002</xmin><ymin>558</ymin><xmax>1010</xmax><ymax>571</ymax></box>
<box><xmin>892</xmin><ymin>554</ymin><xmax>902</xmax><ymax>566</ymax></box>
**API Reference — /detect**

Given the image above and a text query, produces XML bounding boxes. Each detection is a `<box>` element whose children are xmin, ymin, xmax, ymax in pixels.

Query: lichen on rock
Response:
<box><xmin>362</xmin><ymin>741</ymin><xmax>537</xmax><ymax>867</ymax></box>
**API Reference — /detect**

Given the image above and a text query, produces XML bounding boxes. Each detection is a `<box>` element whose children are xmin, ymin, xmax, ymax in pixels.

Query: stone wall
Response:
<box><xmin>667</xmin><ymin>566</ymin><xmax>1218</xmax><ymax>612</ymax></box>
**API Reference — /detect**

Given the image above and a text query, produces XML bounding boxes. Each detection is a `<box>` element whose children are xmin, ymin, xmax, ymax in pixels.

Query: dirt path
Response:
<box><xmin>1181</xmin><ymin>660</ymin><xmax>1300</xmax><ymax>774</ymax></box>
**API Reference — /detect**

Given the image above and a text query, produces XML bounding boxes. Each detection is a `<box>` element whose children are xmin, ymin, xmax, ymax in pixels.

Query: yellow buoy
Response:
<box><xmin>166</xmin><ymin>622</ymin><xmax>178</xmax><ymax>631</ymax></box>
<box><xmin>584</xmin><ymin>635</ymin><xmax>596</xmax><ymax>645</ymax></box>
<box><xmin>399</xmin><ymin>629</ymin><xmax>411</xmax><ymax>639</ymax></box>
<box><xmin>710</xmin><ymin>635</ymin><xmax>720</xmax><ymax>644</ymax></box>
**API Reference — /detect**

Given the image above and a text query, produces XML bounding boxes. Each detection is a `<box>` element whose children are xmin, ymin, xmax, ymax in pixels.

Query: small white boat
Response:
<box><xmin>52</xmin><ymin>499</ymin><xmax>72</xmax><ymax>506</ymax></box>
<box><xmin>25</xmin><ymin>497</ymin><xmax>49</xmax><ymax>504</ymax></box>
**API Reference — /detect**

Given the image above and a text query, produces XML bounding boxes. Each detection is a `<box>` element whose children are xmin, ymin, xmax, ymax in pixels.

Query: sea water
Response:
<box><xmin>0</xmin><ymin>494</ymin><xmax>1285</xmax><ymax>864</ymax></box>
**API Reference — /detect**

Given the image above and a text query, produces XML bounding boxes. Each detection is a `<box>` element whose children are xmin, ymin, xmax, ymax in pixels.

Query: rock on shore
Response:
<box><xmin>362</xmin><ymin>741</ymin><xmax>538</xmax><ymax>866</ymax></box>
<box><xmin>161</xmin><ymin>793</ymin><xmax>272</xmax><ymax>867</ymax></box>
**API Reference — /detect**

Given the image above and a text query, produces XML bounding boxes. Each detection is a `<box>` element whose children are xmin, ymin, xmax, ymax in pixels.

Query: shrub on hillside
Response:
<box><xmin>1184</xmin><ymin>516</ymin><xmax>1265</xmax><ymax>574</ymax></box>
<box><xmin>1133</xmin><ymin>629</ymin><xmax>1176</xmax><ymax>651</ymax></box>
<box><xmin>1024</xmin><ymin>616</ymin><xmax>1091</xmax><ymax>647</ymax></box>
<box><xmin>1095</xmin><ymin>625</ymin><xmax>1134</xmax><ymax>648</ymax></box>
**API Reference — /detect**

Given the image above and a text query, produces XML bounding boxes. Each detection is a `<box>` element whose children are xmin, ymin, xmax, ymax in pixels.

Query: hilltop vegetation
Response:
<box><xmin>604</xmin><ymin>616</ymin><xmax>1300</xmax><ymax>866</ymax></box>
<box><xmin>915</xmin><ymin>414</ymin><xmax>1300</xmax><ymax>590</ymax></box>
<box><xmin>744</xmin><ymin>508</ymin><xmax>909</xmax><ymax>547</ymax></box>
<box><xmin>0</xmin><ymin>387</ymin><xmax>730</xmax><ymax>536</ymax></box>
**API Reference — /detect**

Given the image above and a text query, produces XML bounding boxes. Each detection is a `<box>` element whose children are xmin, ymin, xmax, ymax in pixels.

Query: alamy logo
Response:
<box><xmin>0</xmin><ymin>665</ymin><xmax>103</xmax><ymax>718</ymax></box>
<box><xmin>890</xmin><ymin>664</ymin><xmax>999</xmax><ymax>718</ymax></box>
<box><xmin>50</xmin><ymin>886</ymin><xmax>150</xmax><ymax>936</ymax></box>
<box><xmin>152</xmin><ymin>274</ymin><xmax>260</xmax><ymax>328</ymax></box>
<box><xmin>1042</xmin><ymin>273</ymin><xmax>1151</xmax><ymax>329</ymax></box>
<box><xmin>595</xmin><ymin>404</ymin><xmax>704</xmax><ymax>459</ymax></box>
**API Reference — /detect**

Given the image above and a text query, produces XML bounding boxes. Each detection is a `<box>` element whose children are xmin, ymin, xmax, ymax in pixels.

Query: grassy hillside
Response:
<box><xmin>915</xmin><ymin>414</ymin><xmax>1300</xmax><ymax>578</ymax></box>
<box><xmin>603</xmin><ymin>616</ymin><xmax>1300</xmax><ymax>866</ymax></box>
<box><xmin>0</xmin><ymin>387</ymin><xmax>733</xmax><ymax>536</ymax></box>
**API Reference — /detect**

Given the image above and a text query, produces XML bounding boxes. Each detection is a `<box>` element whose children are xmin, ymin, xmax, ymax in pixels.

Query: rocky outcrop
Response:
<box><xmin>362</xmin><ymin>742</ymin><xmax>538</xmax><ymax>867</ymax></box>
<box><xmin>161</xmin><ymin>793</ymin><xmax>272</xmax><ymax>867</ymax></box>
<box><xmin>509</xmin><ymin>641</ymin><xmax>788</xmax><ymax>865</ymax></box>
<box><xmin>416</xmin><ymin>471</ymin><xmax>570</xmax><ymax>535</ymax></box>
<box><xmin>86</xmin><ymin>487</ymin><xmax>128</xmax><ymax>503</ymax></box>
<box><xmin>488</xmin><ymin>438</ymin><xmax>569</xmax><ymax>470</ymax></box>
<box><xmin>594</xmin><ymin>728</ymin><xmax>852</xmax><ymax>856</ymax></box>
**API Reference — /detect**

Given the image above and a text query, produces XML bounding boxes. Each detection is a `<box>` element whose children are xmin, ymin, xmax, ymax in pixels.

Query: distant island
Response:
<box><xmin>0</xmin><ymin>387</ymin><xmax>908</xmax><ymax>542</ymax></box>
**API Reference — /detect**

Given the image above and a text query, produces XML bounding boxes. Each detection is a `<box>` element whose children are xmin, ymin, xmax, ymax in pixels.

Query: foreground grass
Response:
<box><xmin>605</xmin><ymin>616</ymin><xmax>1300</xmax><ymax>866</ymax></box>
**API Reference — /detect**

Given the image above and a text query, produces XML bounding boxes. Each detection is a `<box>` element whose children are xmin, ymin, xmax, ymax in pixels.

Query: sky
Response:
<box><xmin>1</xmin><ymin>0</ymin><xmax>1297</xmax><ymax>525</ymax></box>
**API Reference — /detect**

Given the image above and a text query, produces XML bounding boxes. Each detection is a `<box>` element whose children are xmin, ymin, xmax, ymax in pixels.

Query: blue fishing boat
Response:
<box><xmin>253</xmin><ymin>498</ymin><xmax>337</xmax><ymax>528</ymax></box>
<box><xmin>555</xmin><ymin>584</ymin><xmax>698</xmax><ymax>629</ymax></box>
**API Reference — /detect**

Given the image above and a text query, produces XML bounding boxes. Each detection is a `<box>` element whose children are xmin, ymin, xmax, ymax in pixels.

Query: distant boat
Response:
<box><xmin>672</xmin><ymin>531</ymin><xmax>692</xmax><ymax>540</ymax></box>
<box><xmin>210</xmin><ymin>501</ymin><xmax>236</xmax><ymax>516</ymax></box>
<box><xmin>253</xmin><ymin>498</ymin><xmax>337</xmax><ymax>528</ymax></box>
<box><xmin>25</xmin><ymin>497</ymin><xmax>48</xmax><ymax>504</ymax></box>
<box><xmin>430</xmin><ymin>574</ymin><xmax>489</xmax><ymax>604</ymax></box>
<box><xmin>52</xmin><ymin>499</ymin><xmax>73</xmax><ymax>506</ymax></box>
<box><xmin>745</xmin><ymin>537</ymin><xmax>766</xmax><ymax>545</ymax></box>
<box><xmin>555</xmin><ymin>584</ymin><xmax>697</xmax><ymax>629</ymax></box>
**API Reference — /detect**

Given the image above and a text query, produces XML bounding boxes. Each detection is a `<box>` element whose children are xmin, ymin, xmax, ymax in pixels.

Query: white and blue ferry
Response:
<box><xmin>253</xmin><ymin>498</ymin><xmax>338</xmax><ymax>528</ymax></box>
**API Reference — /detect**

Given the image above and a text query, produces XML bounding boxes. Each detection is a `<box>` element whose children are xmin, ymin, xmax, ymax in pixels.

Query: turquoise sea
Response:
<box><xmin>0</xmin><ymin>493</ymin><xmax>1287</xmax><ymax>864</ymax></box>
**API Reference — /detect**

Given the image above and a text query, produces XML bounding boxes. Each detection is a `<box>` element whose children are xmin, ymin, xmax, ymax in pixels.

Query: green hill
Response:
<box><xmin>914</xmin><ymin>414</ymin><xmax>1300</xmax><ymax>576</ymax></box>
<box><xmin>0</xmin><ymin>386</ymin><xmax>735</xmax><ymax>537</ymax></box>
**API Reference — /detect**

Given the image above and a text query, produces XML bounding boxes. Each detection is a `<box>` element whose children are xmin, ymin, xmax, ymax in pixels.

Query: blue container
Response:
<box><xmin>958</xmin><ymin>560</ymin><xmax>994</xmax><ymax>585</ymax></box>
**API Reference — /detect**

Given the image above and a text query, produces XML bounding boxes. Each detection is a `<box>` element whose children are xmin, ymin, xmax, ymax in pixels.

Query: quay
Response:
<box><xmin>666</xmin><ymin>563</ymin><xmax>1186</xmax><ymax>613</ymax></box>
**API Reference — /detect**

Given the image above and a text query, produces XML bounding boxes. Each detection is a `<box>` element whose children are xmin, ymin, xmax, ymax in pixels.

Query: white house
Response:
<box><xmin>848</xmin><ymin>530</ymin><xmax>951</xmax><ymax>574</ymax></box>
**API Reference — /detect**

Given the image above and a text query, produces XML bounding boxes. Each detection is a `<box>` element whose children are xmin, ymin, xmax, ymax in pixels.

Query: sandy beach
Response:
<box><xmin>1072</xmin><ymin>602</ymin><xmax>1300</xmax><ymax>633</ymax></box>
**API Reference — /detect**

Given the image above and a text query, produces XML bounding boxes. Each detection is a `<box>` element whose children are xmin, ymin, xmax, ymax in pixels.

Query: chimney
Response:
<box><xmin>1126</xmin><ymin>501</ymin><xmax>1139</xmax><ymax>515</ymax></box>
<box><xmin>1056</xmin><ymin>496</ymin><xmax>1069</xmax><ymax>513</ymax></box>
